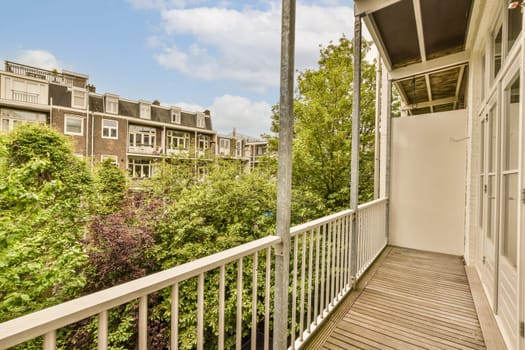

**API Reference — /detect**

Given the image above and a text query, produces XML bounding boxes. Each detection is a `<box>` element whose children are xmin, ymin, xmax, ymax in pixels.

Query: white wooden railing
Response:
<box><xmin>0</xmin><ymin>198</ymin><xmax>388</xmax><ymax>350</ymax></box>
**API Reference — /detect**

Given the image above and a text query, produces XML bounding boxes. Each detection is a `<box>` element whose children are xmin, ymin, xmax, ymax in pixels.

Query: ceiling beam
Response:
<box><xmin>390</xmin><ymin>51</ymin><xmax>469</xmax><ymax>81</ymax></box>
<box><xmin>413</xmin><ymin>0</ymin><xmax>427</xmax><ymax>62</ymax></box>
<box><xmin>425</xmin><ymin>74</ymin><xmax>433</xmax><ymax>112</ymax></box>
<box><xmin>453</xmin><ymin>65</ymin><xmax>465</xmax><ymax>109</ymax></box>
<box><xmin>362</xmin><ymin>15</ymin><xmax>393</xmax><ymax>71</ymax></box>
<box><xmin>354</xmin><ymin>0</ymin><xmax>402</xmax><ymax>16</ymax></box>
<box><xmin>402</xmin><ymin>96</ymin><xmax>458</xmax><ymax>110</ymax></box>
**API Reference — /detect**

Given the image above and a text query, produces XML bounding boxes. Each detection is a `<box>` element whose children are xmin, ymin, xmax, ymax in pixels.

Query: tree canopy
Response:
<box><xmin>270</xmin><ymin>36</ymin><xmax>377</xmax><ymax>211</ymax></box>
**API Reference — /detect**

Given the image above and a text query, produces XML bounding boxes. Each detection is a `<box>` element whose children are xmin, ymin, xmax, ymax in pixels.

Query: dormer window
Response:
<box><xmin>105</xmin><ymin>95</ymin><xmax>118</xmax><ymax>114</ymax></box>
<box><xmin>171</xmin><ymin>107</ymin><xmax>181</xmax><ymax>124</ymax></box>
<box><xmin>140</xmin><ymin>102</ymin><xmax>151</xmax><ymax>120</ymax></box>
<box><xmin>71</xmin><ymin>88</ymin><xmax>86</xmax><ymax>109</ymax></box>
<box><xmin>196</xmin><ymin>113</ymin><xmax>205</xmax><ymax>128</ymax></box>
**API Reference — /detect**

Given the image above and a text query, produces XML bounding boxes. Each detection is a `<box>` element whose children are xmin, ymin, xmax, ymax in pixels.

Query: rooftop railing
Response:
<box><xmin>0</xmin><ymin>198</ymin><xmax>388</xmax><ymax>350</ymax></box>
<box><xmin>4</xmin><ymin>61</ymin><xmax>87</xmax><ymax>89</ymax></box>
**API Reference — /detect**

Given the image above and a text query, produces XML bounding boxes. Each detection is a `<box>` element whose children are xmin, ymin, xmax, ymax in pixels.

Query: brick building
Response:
<box><xmin>0</xmin><ymin>61</ymin><xmax>269</xmax><ymax>177</ymax></box>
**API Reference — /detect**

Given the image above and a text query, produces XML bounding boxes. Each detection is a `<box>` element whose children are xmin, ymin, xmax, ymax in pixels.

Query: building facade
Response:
<box><xmin>0</xmin><ymin>61</ymin><xmax>269</xmax><ymax>178</ymax></box>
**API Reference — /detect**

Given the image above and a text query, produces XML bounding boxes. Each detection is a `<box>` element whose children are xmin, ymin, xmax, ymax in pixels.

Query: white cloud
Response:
<box><xmin>153</xmin><ymin>1</ymin><xmax>353</xmax><ymax>92</ymax></box>
<box><xmin>208</xmin><ymin>95</ymin><xmax>272</xmax><ymax>136</ymax></box>
<box><xmin>15</xmin><ymin>50</ymin><xmax>62</xmax><ymax>71</ymax></box>
<box><xmin>173</xmin><ymin>95</ymin><xmax>272</xmax><ymax>136</ymax></box>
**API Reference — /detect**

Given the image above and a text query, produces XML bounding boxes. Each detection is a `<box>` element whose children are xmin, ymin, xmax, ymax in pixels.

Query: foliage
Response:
<box><xmin>94</xmin><ymin>159</ymin><xmax>127</xmax><ymax>215</ymax></box>
<box><xmin>145</xmin><ymin>160</ymin><xmax>276</xmax><ymax>349</ymax></box>
<box><xmin>271</xmin><ymin>36</ymin><xmax>377</xmax><ymax>210</ymax></box>
<box><xmin>0</xmin><ymin>124</ymin><xmax>92</xmax><ymax>322</ymax></box>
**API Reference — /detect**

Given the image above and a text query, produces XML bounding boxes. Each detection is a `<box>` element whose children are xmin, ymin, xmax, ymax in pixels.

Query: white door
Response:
<box><xmin>480</xmin><ymin>101</ymin><xmax>498</xmax><ymax>305</ymax></box>
<box><xmin>496</xmin><ymin>73</ymin><xmax>519</xmax><ymax>347</ymax></box>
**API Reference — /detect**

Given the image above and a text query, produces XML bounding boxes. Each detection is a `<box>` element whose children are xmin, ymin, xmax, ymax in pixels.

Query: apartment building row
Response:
<box><xmin>0</xmin><ymin>61</ymin><xmax>269</xmax><ymax>177</ymax></box>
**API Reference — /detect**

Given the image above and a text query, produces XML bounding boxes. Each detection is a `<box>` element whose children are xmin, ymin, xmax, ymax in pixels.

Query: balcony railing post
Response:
<box><xmin>350</xmin><ymin>11</ymin><xmax>363</xmax><ymax>282</ymax></box>
<box><xmin>274</xmin><ymin>0</ymin><xmax>296</xmax><ymax>348</ymax></box>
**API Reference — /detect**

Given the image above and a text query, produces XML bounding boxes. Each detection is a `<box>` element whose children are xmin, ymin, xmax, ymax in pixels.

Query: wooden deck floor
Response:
<box><xmin>305</xmin><ymin>247</ymin><xmax>487</xmax><ymax>350</ymax></box>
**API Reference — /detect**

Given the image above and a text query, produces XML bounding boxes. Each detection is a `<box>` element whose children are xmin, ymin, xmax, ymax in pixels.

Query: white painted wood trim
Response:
<box><xmin>0</xmin><ymin>236</ymin><xmax>280</xmax><ymax>349</ymax></box>
<box><xmin>390</xmin><ymin>51</ymin><xmax>469</xmax><ymax>80</ymax></box>
<box><xmin>354</xmin><ymin>0</ymin><xmax>401</xmax><ymax>16</ymax></box>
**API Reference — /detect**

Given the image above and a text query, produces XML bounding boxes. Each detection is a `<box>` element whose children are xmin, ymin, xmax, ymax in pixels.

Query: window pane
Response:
<box><xmin>103</xmin><ymin>128</ymin><xmax>109</xmax><ymax>137</ymax></box>
<box><xmin>494</xmin><ymin>26</ymin><xmax>502</xmax><ymax>78</ymax></box>
<box><xmin>504</xmin><ymin>77</ymin><xmax>519</xmax><ymax>170</ymax></box>
<box><xmin>111</xmin><ymin>129</ymin><xmax>117</xmax><ymax>138</ymax></box>
<box><xmin>488</xmin><ymin>105</ymin><xmax>497</xmax><ymax>172</ymax></box>
<box><xmin>67</xmin><ymin>118</ymin><xmax>82</xmax><ymax>134</ymax></box>
<box><xmin>1</xmin><ymin>119</ymin><xmax>9</xmax><ymax>132</ymax></box>
<box><xmin>487</xmin><ymin>175</ymin><xmax>495</xmax><ymax>241</ymax></box>
<box><xmin>502</xmin><ymin>173</ymin><xmax>518</xmax><ymax>267</ymax></box>
<box><xmin>508</xmin><ymin>7</ymin><xmax>522</xmax><ymax>52</ymax></box>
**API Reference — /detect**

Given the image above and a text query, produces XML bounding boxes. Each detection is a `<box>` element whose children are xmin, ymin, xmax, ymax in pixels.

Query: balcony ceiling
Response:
<box><xmin>356</xmin><ymin>0</ymin><xmax>475</xmax><ymax>114</ymax></box>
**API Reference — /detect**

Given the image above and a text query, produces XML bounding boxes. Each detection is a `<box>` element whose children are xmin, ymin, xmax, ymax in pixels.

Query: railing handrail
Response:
<box><xmin>357</xmin><ymin>197</ymin><xmax>388</xmax><ymax>210</ymax></box>
<box><xmin>290</xmin><ymin>209</ymin><xmax>355</xmax><ymax>237</ymax></box>
<box><xmin>290</xmin><ymin>197</ymin><xmax>388</xmax><ymax>237</ymax></box>
<box><xmin>0</xmin><ymin>235</ymin><xmax>280</xmax><ymax>349</ymax></box>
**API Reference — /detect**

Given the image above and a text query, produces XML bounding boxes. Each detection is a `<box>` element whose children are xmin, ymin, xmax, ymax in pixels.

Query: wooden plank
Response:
<box><xmin>307</xmin><ymin>247</ymin><xmax>488</xmax><ymax>350</ymax></box>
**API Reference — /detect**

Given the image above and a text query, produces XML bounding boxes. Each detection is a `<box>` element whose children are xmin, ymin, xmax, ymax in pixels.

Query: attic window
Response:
<box><xmin>140</xmin><ymin>103</ymin><xmax>151</xmax><ymax>119</ymax></box>
<box><xmin>105</xmin><ymin>96</ymin><xmax>118</xmax><ymax>114</ymax></box>
<box><xmin>71</xmin><ymin>88</ymin><xmax>86</xmax><ymax>109</ymax></box>
<box><xmin>171</xmin><ymin>109</ymin><xmax>181</xmax><ymax>124</ymax></box>
<box><xmin>196</xmin><ymin>113</ymin><xmax>205</xmax><ymax>128</ymax></box>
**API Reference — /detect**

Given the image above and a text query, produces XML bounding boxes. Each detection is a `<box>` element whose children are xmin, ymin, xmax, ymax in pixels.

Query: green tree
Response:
<box><xmin>271</xmin><ymin>36</ymin><xmax>377</xmax><ymax>211</ymax></box>
<box><xmin>0</xmin><ymin>124</ymin><xmax>92</xmax><ymax>322</ymax></box>
<box><xmin>94</xmin><ymin>159</ymin><xmax>127</xmax><ymax>215</ymax></box>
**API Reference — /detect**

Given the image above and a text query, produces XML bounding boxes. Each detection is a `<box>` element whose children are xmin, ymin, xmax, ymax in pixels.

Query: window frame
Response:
<box><xmin>101</xmin><ymin>154</ymin><xmax>118</xmax><ymax>166</ymax></box>
<box><xmin>171</xmin><ymin>110</ymin><xmax>181</xmax><ymax>124</ymax></box>
<box><xmin>139</xmin><ymin>103</ymin><xmax>151</xmax><ymax>120</ymax></box>
<box><xmin>64</xmin><ymin>115</ymin><xmax>84</xmax><ymax>136</ymax></box>
<box><xmin>167</xmin><ymin>129</ymin><xmax>190</xmax><ymax>150</ymax></box>
<box><xmin>102</xmin><ymin>119</ymin><xmax>119</xmax><ymax>139</ymax></box>
<box><xmin>105</xmin><ymin>96</ymin><xmax>119</xmax><ymax>114</ymax></box>
<box><xmin>71</xmin><ymin>88</ymin><xmax>87</xmax><ymax>109</ymax></box>
<box><xmin>196</xmin><ymin>114</ymin><xmax>205</xmax><ymax>128</ymax></box>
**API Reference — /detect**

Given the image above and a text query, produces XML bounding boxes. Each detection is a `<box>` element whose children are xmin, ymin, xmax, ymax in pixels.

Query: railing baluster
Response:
<box><xmin>264</xmin><ymin>247</ymin><xmax>271</xmax><ymax>350</ymax></box>
<box><xmin>171</xmin><ymin>283</ymin><xmax>179</xmax><ymax>350</ymax></box>
<box><xmin>299</xmin><ymin>232</ymin><xmax>307</xmax><ymax>340</ymax></box>
<box><xmin>138</xmin><ymin>295</ymin><xmax>147</xmax><ymax>350</ymax></box>
<box><xmin>236</xmin><ymin>258</ymin><xmax>243</xmax><ymax>350</ymax></box>
<box><xmin>313</xmin><ymin>226</ymin><xmax>320</xmax><ymax>326</ymax></box>
<box><xmin>43</xmin><ymin>331</ymin><xmax>56</xmax><ymax>350</ymax></box>
<box><xmin>291</xmin><ymin>236</ymin><xmax>298</xmax><ymax>349</ymax></box>
<box><xmin>307</xmin><ymin>229</ymin><xmax>314</xmax><ymax>332</ymax></box>
<box><xmin>343</xmin><ymin>214</ymin><xmax>349</xmax><ymax>291</ymax></box>
<box><xmin>98</xmin><ymin>310</ymin><xmax>108</xmax><ymax>350</ymax></box>
<box><xmin>251</xmin><ymin>252</ymin><xmax>258</xmax><ymax>350</ymax></box>
<box><xmin>219</xmin><ymin>265</ymin><xmax>225</xmax><ymax>350</ymax></box>
<box><xmin>334</xmin><ymin>219</ymin><xmax>340</xmax><ymax>301</ymax></box>
<box><xmin>325</xmin><ymin>222</ymin><xmax>331</xmax><ymax>311</ymax></box>
<box><xmin>320</xmin><ymin>224</ymin><xmax>326</xmax><ymax>316</ymax></box>
<box><xmin>330</xmin><ymin>221</ymin><xmax>335</xmax><ymax>306</ymax></box>
<box><xmin>197</xmin><ymin>273</ymin><xmax>204</xmax><ymax>350</ymax></box>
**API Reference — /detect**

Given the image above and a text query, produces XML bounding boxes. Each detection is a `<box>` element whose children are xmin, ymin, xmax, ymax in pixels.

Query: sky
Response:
<box><xmin>0</xmin><ymin>0</ymin><xmax>356</xmax><ymax>136</ymax></box>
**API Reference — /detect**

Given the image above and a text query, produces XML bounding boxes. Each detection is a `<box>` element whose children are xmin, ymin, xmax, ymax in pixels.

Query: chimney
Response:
<box><xmin>232</xmin><ymin>128</ymin><xmax>236</xmax><ymax>137</ymax></box>
<box><xmin>204</xmin><ymin>109</ymin><xmax>211</xmax><ymax>116</ymax></box>
<box><xmin>87</xmin><ymin>84</ymin><xmax>96</xmax><ymax>93</ymax></box>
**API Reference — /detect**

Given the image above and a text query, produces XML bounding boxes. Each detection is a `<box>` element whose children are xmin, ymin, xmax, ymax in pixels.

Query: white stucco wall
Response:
<box><xmin>390</xmin><ymin>109</ymin><xmax>467</xmax><ymax>256</ymax></box>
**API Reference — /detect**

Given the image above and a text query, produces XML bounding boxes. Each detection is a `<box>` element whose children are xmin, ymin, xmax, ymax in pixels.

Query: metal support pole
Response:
<box><xmin>273</xmin><ymin>0</ymin><xmax>295</xmax><ymax>348</ymax></box>
<box><xmin>350</xmin><ymin>12</ymin><xmax>362</xmax><ymax>281</ymax></box>
<box><xmin>374</xmin><ymin>57</ymin><xmax>382</xmax><ymax>200</ymax></box>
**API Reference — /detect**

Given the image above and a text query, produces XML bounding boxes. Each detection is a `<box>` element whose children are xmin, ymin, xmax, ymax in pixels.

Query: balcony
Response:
<box><xmin>0</xmin><ymin>198</ymin><xmax>389</xmax><ymax>349</ymax></box>
<box><xmin>0</xmin><ymin>196</ymin><xmax>503</xmax><ymax>350</ymax></box>
<box><xmin>128</xmin><ymin>144</ymin><xmax>158</xmax><ymax>155</ymax></box>
<box><xmin>5</xmin><ymin>61</ymin><xmax>87</xmax><ymax>88</ymax></box>
<box><xmin>11</xmin><ymin>90</ymin><xmax>39</xmax><ymax>104</ymax></box>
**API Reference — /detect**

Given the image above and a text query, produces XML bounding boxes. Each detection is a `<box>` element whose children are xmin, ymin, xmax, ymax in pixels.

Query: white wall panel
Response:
<box><xmin>390</xmin><ymin>109</ymin><xmax>468</xmax><ymax>255</ymax></box>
